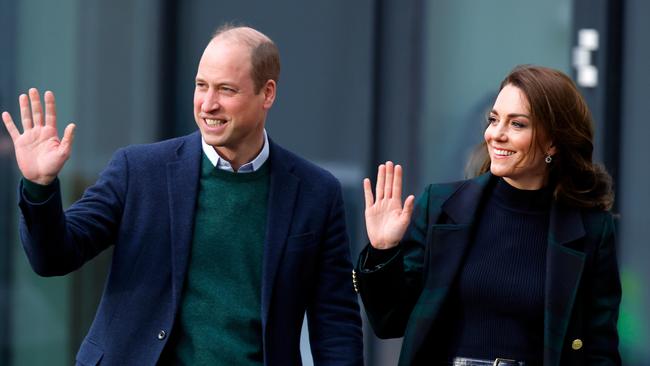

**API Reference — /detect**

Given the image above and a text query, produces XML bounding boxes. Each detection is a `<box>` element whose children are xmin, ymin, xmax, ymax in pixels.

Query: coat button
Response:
<box><xmin>571</xmin><ymin>338</ymin><xmax>583</xmax><ymax>350</ymax></box>
<box><xmin>157</xmin><ymin>330</ymin><xmax>167</xmax><ymax>340</ymax></box>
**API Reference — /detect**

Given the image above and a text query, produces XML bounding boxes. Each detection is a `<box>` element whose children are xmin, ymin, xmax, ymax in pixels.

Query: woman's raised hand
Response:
<box><xmin>363</xmin><ymin>161</ymin><xmax>415</xmax><ymax>250</ymax></box>
<box><xmin>2</xmin><ymin>88</ymin><xmax>75</xmax><ymax>185</ymax></box>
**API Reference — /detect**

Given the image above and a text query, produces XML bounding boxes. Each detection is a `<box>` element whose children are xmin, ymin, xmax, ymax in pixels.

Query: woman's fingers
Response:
<box><xmin>363</xmin><ymin>178</ymin><xmax>374</xmax><ymax>208</ymax></box>
<box><xmin>393</xmin><ymin>164</ymin><xmax>403</xmax><ymax>200</ymax></box>
<box><xmin>369</xmin><ymin>161</ymin><xmax>407</xmax><ymax>206</ymax></box>
<box><xmin>384</xmin><ymin>161</ymin><xmax>394</xmax><ymax>199</ymax></box>
<box><xmin>403</xmin><ymin>194</ymin><xmax>415</xmax><ymax>217</ymax></box>
<box><xmin>44</xmin><ymin>90</ymin><xmax>57</xmax><ymax>128</ymax></box>
<box><xmin>375</xmin><ymin>164</ymin><xmax>385</xmax><ymax>200</ymax></box>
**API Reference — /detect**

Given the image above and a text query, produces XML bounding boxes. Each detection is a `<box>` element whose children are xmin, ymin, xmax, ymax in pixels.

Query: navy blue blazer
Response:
<box><xmin>356</xmin><ymin>174</ymin><xmax>621</xmax><ymax>366</ymax></box>
<box><xmin>18</xmin><ymin>131</ymin><xmax>363</xmax><ymax>366</ymax></box>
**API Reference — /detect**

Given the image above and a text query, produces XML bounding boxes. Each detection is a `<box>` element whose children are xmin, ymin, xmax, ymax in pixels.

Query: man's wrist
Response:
<box><xmin>22</xmin><ymin>177</ymin><xmax>58</xmax><ymax>203</ymax></box>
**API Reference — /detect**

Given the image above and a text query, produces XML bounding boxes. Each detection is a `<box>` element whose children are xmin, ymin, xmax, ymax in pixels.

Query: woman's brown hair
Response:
<box><xmin>467</xmin><ymin>65</ymin><xmax>614</xmax><ymax>210</ymax></box>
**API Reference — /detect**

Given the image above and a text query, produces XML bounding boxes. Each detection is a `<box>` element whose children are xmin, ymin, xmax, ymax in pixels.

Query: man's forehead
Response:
<box><xmin>205</xmin><ymin>37</ymin><xmax>252</xmax><ymax>58</ymax></box>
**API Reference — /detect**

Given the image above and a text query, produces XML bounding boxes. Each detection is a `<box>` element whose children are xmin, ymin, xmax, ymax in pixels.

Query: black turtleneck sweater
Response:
<box><xmin>445</xmin><ymin>178</ymin><xmax>552</xmax><ymax>363</ymax></box>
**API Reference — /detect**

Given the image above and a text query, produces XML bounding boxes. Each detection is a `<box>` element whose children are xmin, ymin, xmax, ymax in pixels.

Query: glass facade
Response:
<box><xmin>1</xmin><ymin>0</ymin><xmax>648</xmax><ymax>365</ymax></box>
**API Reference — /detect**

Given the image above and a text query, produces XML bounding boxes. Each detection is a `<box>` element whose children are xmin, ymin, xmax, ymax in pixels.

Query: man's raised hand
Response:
<box><xmin>2</xmin><ymin>88</ymin><xmax>75</xmax><ymax>185</ymax></box>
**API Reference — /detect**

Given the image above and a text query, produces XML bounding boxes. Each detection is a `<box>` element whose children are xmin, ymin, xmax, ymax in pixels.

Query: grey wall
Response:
<box><xmin>420</xmin><ymin>0</ymin><xmax>573</xmax><ymax>186</ymax></box>
<box><xmin>0</xmin><ymin>1</ymin><xmax>17</xmax><ymax>364</ymax></box>
<box><xmin>618</xmin><ymin>0</ymin><xmax>650</xmax><ymax>363</ymax></box>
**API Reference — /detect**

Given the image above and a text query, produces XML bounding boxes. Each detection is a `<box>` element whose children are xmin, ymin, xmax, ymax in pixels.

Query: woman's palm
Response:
<box><xmin>363</xmin><ymin>162</ymin><xmax>415</xmax><ymax>250</ymax></box>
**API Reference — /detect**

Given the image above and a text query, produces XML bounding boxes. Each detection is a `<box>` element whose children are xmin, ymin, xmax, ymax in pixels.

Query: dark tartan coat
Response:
<box><xmin>356</xmin><ymin>173</ymin><xmax>621</xmax><ymax>366</ymax></box>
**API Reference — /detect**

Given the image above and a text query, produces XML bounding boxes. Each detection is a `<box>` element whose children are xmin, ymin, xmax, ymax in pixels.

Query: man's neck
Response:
<box><xmin>214</xmin><ymin>134</ymin><xmax>265</xmax><ymax>171</ymax></box>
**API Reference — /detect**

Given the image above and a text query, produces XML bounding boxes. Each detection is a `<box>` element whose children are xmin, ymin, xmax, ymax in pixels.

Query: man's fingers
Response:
<box><xmin>29</xmin><ymin>88</ymin><xmax>44</xmax><ymax>127</ymax></box>
<box><xmin>384</xmin><ymin>161</ymin><xmax>394</xmax><ymax>199</ymax></box>
<box><xmin>375</xmin><ymin>164</ymin><xmax>385</xmax><ymax>200</ymax></box>
<box><xmin>59</xmin><ymin>123</ymin><xmax>76</xmax><ymax>155</ymax></box>
<box><xmin>393</xmin><ymin>164</ymin><xmax>403</xmax><ymax>200</ymax></box>
<box><xmin>19</xmin><ymin>94</ymin><xmax>33</xmax><ymax>129</ymax></box>
<box><xmin>2</xmin><ymin>111</ymin><xmax>21</xmax><ymax>141</ymax></box>
<box><xmin>44</xmin><ymin>91</ymin><xmax>57</xmax><ymax>128</ymax></box>
<box><xmin>363</xmin><ymin>178</ymin><xmax>374</xmax><ymax>208</ymax></box>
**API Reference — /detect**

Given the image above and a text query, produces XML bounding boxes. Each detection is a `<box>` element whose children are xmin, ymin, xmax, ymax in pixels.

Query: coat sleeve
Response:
<box><xmin>306</xmin><ymin>183</ymin><xmax>364</xmax><ymax>366</ymax></box>
<box><xmin>354</xmin><ymin>185</ymin><xmax>433</xmax><ymax>339</ymax></box>
<box><xmin>583</xmin><ymin>213</ymin><xmax>622</xmax><ymax>364</ymax></box>
<box><xmin>18</xmin><ymin>149</ymin><xmax>128</xmax><ymax>276</ymax></box>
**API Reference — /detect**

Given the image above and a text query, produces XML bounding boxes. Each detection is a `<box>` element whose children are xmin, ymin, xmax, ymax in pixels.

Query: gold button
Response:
<box><xmin>571</xmin><ymin>339</ymin><xmax>583</xmax><ymax>350</ymax></box>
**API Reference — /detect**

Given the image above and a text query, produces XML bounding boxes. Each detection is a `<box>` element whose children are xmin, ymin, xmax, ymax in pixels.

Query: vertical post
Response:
<box><xmin>571</xmin><ymin>0</ymin><xmax>623</xmax><ymax>211</ymax></box>
<box><xmin>0</xmin><ymin>0</ymin><xmax>17</xmax><ymax>363</ymax></box>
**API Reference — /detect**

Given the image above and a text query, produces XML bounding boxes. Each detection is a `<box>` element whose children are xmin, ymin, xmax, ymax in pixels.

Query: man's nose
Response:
<box><xmin>202</xmin><ymin>90</ymin><xmax>220</xmax><ymax>112</ymax></box>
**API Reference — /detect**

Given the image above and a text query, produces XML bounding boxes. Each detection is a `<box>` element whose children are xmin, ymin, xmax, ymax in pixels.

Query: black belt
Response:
<box><xmin>449</xmin><ymin>357</ymin><xmax>526</xmax><ymax>366</ymax></box>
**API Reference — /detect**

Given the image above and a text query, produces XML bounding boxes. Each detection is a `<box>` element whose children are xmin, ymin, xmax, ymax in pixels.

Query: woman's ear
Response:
<box><xmin>547</xmin><ymin>142</ymin><xmax>557</xmax><ymax>156</ymax></box>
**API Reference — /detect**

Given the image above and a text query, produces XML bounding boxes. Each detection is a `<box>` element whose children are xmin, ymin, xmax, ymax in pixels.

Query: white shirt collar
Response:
<box><xmin>201</xmin><ymin>129</ymin><xmax>270</xmax><ymax>173</ymax></box>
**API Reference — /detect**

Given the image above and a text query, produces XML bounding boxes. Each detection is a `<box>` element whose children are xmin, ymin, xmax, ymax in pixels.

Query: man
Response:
<box><xmin>1</xmin><ymin>25</ymin><xmax>363</xmax><ymax>365</ymax></box>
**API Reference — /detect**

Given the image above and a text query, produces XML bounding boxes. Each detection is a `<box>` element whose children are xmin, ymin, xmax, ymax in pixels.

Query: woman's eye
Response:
<box><xmin>512</xmin><ymin>120</ymin><xmax>526</xmax><ymax>128</ymax></box>
<box><xmin>487</xmin><ymin>116</ymin><xmax>498</xmax><ymax>124</ymax></box>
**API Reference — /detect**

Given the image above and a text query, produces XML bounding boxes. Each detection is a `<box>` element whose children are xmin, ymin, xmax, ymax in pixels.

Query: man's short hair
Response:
<box><xmin>213</xmin><ymin>24</ymin><xmax>281</xmax><ymax>93</ymax></box>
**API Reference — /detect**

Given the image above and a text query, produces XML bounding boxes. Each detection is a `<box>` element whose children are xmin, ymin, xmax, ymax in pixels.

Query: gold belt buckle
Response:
<box><xmin>493</xmin><ymin>358</ymin><xmax>517</xmax><ymax>366</ymax></box>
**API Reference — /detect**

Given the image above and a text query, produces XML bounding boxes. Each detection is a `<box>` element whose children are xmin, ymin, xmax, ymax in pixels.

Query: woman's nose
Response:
<box><xmin>491</xmin><ymin>122</ymin><xmax>507</xmax><ymax>141</ymax></box>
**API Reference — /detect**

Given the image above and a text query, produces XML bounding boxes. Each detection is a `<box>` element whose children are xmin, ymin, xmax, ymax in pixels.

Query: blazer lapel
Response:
<box><xmin>261</xmin><ymin>141</ymin><xmax>299</xmax><ymax>326</ymax></box>
<box><xmin>166</xmin><ymin>132</ymin><xmax>202</xmax><ymax>310</ymax></box>
<box><xmin>401</xmin><ymin>174</ymin><xmax>492</xmax><ymax>363</ymax></box>
<box><xmin>424</xmin><ymin>174</ymin><xmax>493</xmax><ymax>286</ymax></box>
<box><xmin>543</xmin><ymin>204</ymin><xmax>586</xmax><ymax>366</ymax></box>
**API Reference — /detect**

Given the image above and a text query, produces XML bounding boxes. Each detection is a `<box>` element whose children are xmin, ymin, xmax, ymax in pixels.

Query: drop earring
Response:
<box><xmin>545</xmin><ymin>154</ymin><xmax>553</xmax><ymax>164</ymax></box>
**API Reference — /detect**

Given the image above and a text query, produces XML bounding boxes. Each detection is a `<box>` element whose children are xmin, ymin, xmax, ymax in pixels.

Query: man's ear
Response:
<box><xmin>262</xmin><ymin>80</ymin><xmax>276</xmax><ymax>109</ymax></box>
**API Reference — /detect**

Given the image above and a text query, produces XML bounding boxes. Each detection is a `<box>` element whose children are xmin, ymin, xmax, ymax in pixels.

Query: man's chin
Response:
<box><xmin>200</xmin><ymin>132</ymin><xmax>226</xmax><ymax>147</ymax></box>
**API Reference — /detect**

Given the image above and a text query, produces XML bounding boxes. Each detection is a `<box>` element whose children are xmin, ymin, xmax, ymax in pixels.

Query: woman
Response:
<box><xmin>355</xmin><ymin>65</ymin><xmax>621</xmax><ymax>366</ymax></box>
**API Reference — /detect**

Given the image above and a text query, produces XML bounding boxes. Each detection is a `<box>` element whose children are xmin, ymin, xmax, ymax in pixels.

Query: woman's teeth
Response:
<box><xmin>494</xmin><ymin>149</ymin><xmax>515</xmax><ymax>156</ymax></box>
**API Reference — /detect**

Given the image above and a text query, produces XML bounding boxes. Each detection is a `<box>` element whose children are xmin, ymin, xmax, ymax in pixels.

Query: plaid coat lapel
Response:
<box><xmin>543</xmin><ymin>203</ymin><xmax>587</xmax><ymax>366</ymax></box>
<box><xmin>399</xmin><ymin>174</ymin><xmax>492</xmax><ymax>365</ymax></box>
<box><xmin>400</xmin><ymin>174</ymin><xmax>589</xmax><ymax>366</ymax></box>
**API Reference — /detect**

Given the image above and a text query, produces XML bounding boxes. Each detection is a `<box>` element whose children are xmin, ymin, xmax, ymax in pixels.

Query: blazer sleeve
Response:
<box><xmin>306</xmin><ymin>183</ymin><xmax>364</xmax><ymax>366</ymax></box>
<box><xmin>583</xmin><ymin>213</ymin><xmax>622</xmax><ymax>364</ymax></box>
<box><xmin>355</xmin><ymin>185</ymin><xmax>433</xmax><ymax>339</ymax></box>
<box><xmin>18</xmin><ymin>149</ymin><xmax>128</xmax><ymax>276</ymax></box>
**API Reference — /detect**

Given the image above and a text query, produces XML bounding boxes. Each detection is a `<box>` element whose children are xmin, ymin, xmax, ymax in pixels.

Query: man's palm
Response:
<box><xmin>2</xmin><ymin>89</ymin><xmax>75</xmax><ymax>185</ymax></box>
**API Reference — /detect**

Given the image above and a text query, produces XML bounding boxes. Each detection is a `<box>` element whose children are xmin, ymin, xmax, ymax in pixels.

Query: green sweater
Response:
<box><xmin>171</xmin><ymin>156</ymin><xmax>270</xmax><ymax>365</ymax></box>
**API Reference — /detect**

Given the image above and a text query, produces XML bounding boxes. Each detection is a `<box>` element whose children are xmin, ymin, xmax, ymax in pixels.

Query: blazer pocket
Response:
<box><xmin>76</xmin><ymin>338</ymin><xmax>104</xmax><ymax>366</ymax></box>
<box><xmin>427</xmin><ymin>224</ymin><xmax>471</xmax><ymax>248</ymax></box>
<box><xmin>285</xmin><ymin>231</ymin><xmax>317</xmax><ymax>252</ymax></box>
